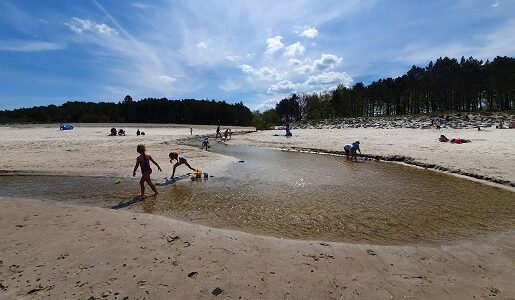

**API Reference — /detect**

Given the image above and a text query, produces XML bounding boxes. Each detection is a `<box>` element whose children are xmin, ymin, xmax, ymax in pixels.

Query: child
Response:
<box><xmin>343</xmin><ymin>143</ymin><xmax>352</xmax><ymax>159</ymax></box>
<box><xmin>201</xmin><ymin>138</ymin><xmax>209</xmax><ymax>150</ymax></box>
<box><xmin>133</xmin><ymin>144</ymin><xmax>161</xmax><ymax>197</ymax></box>
<box><xmin>169</xmin><ymin>152</ymin><xmax>197</xmax><ymax>179</ymax></box>
<box><xmin>350</xmin><ymin>141</ymin><xmax>361</xmax><ymax>162</ymax></box>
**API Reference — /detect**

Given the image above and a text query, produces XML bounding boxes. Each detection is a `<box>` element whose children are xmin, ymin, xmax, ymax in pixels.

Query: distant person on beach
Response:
<box><xmin>285</xmin><ymin>124</ymin><xmax>292</xmax><ymax>137</ymax></box>
<box><xmin>343</xmin><ymin>143</ymin><xmax>352</xmax><ymax>159</ymax></box>
<box><xmin>509</xmin><ymin>120</ymin><xmax>515</xmax><ymax>129</ymax></box>
<box><xmin>202</xmin><ymin>138</ymin><xmax>209</xmax><ymax>150</ymax></box>
<box><xmin>133</xmin><ymin>144</ymin><xmax>161</xmax><ymax>197</ymax></box>
<box><xmin>118</xmin><ymin>129</ymin><xmax>126</xmax><ymax>136</ymax></box>
<box><xmin>228</xmin><ymin>128</ymin><xmax>232</xmax><ymax>140</ymax></box>
<box><xmin>450</xmin><ymin>138</ymin><xmax>471</xmax><ymax>144</ymax></box>
<box><xmin>224</xmin><ymin>129</ymin><xmax>229</xmax><ymax>141</ymax></box>
<box><xmin>190</xmin><ymin>127</ymin><xmax>193</xmax><ymax>135</ymax></box>
<box><xmin>136</xmin><ymin>129</ymin><xmax>141</xmax><ymax>136</ymax></box>
<box><xmin>169</xmin><ymin>152</ymin><xmax>197</xmax><ymax>179</ymax></box>
<box><xmin>439</xmin><ymin>135</ymin><xmax>449</xmax><ymax>142</ymax></box>
<box><xmin>110</xmin><ymin>127</ymin><xmax>117</xmax><ymax>136</ymax></box>
<box><xmin>349</xmin><ymin>141</ymin><xmax>361</xmax><ymax>162</ymax></box>
<box><xmin>216</xmin><ymin>125</ymin><xmax>222</xmax><ymax>140</ymax></box>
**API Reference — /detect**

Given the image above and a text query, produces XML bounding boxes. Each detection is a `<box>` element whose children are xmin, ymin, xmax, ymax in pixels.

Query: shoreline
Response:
<box><xmin>1</xmin><ymin>196</ymin><xmax>514</xmax><ymax>299</ymax></box>
<box><xmin>273</xmin><ymin>145</ymin><xmax>515</xmax><ymax>189</ymax></box>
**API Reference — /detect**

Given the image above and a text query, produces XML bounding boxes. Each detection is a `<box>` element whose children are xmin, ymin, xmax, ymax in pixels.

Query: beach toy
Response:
<box><xmin>194</xmin><ymin>169</ymin><xmax>202</xmax><ymax>178</ymax></box>
<box><xmin>203</xmin><ymin>172</ymin><xmax>208</xmax><ymax>178</ymax></box>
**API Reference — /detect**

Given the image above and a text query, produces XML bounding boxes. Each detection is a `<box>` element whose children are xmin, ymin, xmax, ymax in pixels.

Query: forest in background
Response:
<box><xmin>2</xmin><ymin>56</ymin><xmax>514</xmax><ymax>128</ymax></box>
<box><xmin>0</xmin><ymin>96</ymin><xmax>253</xmax><ymax>126</ymax></box>
<box><xmin>254</xmin><ymin>56</ymin><xmax>515</xmax><ymax>129</ymax></box>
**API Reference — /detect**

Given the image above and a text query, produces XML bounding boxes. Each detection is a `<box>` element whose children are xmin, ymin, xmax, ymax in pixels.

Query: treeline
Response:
<box><xmin>263</xmin><ymin>56</ymin><xmax>515</xmax><ymax>126</ymax></box>
<box><xmin>0</xmin><ymin>96</ymin><xmax>253</xmax><ymax>126</ymax></box>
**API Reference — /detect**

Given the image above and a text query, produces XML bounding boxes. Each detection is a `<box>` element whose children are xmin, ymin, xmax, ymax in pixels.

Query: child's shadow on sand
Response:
<box><xmin>111</xmin><ymin>195</ymin><xmax>146</xmax><ymax>209</ymax></box>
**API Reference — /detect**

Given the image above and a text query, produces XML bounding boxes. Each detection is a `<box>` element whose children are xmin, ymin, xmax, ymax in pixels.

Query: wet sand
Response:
<box><xmin>1</xmin><ymin>124</ymin><xmax>515</xmax><ymax>298</ymax></box>
<box><xmin>1</xmin><ymin>197</ymin><xmax>514</xmax><ymax>299</ymax></box>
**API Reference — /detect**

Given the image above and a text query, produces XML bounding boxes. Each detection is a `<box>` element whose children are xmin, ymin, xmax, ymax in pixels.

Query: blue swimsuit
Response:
<box><xmin>140</xmin><ymin>156</ymin><xmax>152</xmax><ymax>174</ymax></box>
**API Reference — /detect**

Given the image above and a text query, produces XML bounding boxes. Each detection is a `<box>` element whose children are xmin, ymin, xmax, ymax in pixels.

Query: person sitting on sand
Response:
<box><xmin>136</xmin><ymin>129</ymin><xmax>141</xmax><ymax>136</ymax></box>
<box><xmin>169</xmin><ymin>152</ymin><xmax>197</xmax><ymax>180</ymax></box>
<box><xmin>350</xmin><ymin>141</ymin><xmax>361</xmax><ymax>162</ymax></box>
<box><xmin>450</xmin><ymin>138</ymin><xmax>471</xmax><ymax>144</ymax></box>
<box><xmin>439</xmin><ymin>135</ymin><xmax>449</xmax><ymax>142</ymax></box>
<box><xmin>110</xmin><ymin>127</ymin><xmax>117</xmax><ymax>136</ymax></box>
<box><xmin>118</xmin><ymin>129</ymin><xmax>126</xmax><ymax>136</ymax></box>
<box><xmin>133</xmin><ymin>144</ymin><xmax>162</xmax><ymax>197</ymax></box>
<box><xmin>202</xmin><ymin>138</ymin><xmax>209</xmax><ymax>150</ymax></box>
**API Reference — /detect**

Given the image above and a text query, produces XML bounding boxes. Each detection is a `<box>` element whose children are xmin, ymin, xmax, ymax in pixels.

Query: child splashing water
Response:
<box><xmin>133</xmin><ymin>144</ymin><xmax>162</xmax><ymax>197</ymax></box>
<box><xmin>169</xmin><ymin>152</ymin><xmax>197</xmax><ymax>180</ymax></box>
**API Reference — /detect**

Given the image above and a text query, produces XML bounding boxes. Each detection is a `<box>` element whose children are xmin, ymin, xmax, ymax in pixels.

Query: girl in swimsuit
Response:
<box><xmin>169</xmin><ymin>152</ymin><xmax>197</xmax><ymax>179</ymax></box>
<box><xmin>133</xmin><ymin>144</ymin><xmax>162</xmax><ymax>197</ymax></box>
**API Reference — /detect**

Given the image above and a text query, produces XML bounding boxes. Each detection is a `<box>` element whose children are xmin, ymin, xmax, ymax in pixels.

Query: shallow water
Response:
<box><xmin>1</xmin><ymin>142</ymin><xmax>514</xmax><ymax>245</ymax></box>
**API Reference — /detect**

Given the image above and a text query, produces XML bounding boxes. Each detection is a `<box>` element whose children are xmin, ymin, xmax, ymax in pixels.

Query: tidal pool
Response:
<box><xmin>1</xmin><ymin>142</ymin><xmax>514</xmax><ymax>245</ymax></box>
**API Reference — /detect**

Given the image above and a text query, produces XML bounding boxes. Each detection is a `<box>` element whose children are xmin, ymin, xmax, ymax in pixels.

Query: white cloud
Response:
<box><xmin>301</xmin><ymin>27</ymin><xmax>318</xmax><ymax>38</ymax></box>
<box><xmin>283</xmin><ymin>42</ymin><xmax>305</xmax><ymax>57</ymax></box>
<box><xmin>268</xmin><ymin>80</ymin><xmax>297</xmax><ymax>93</ymax></box>
<box><xmin>0</xmin><ymin>40</ymin><xmax>66</xmax><ymax>52</ymax></box>
<box><xmin>65</xmin><ymin>17</ymin><xmax>118</xmax><ymax>36</ymax></box>
<box><xmin>219</xmin><ymin>79</ymin><xmax>240</xmax><ymax>92</ymax></box>
<box><xmin>159</xmin><ymin>75</ymin><xmax>176</xmax><ymax>85</ymax></box>
<box><xmin>492</xmin><ymin>1</ymin><xmax>499</xmax><ymax>7</ymax></box>
<box><xmin>225</xmin><ymin>55</ymin><xmax>240</xmax><ymax>62</ymax></box>
<box><xmin>240</xmin><ymin>64</ymin><xmax>283</xmax><ymax>80</ymax></box>
<box><xmin>196</xmin><ymin>41</ymin><xmax>207</xmax><ymax>49</ymax></box>
<box><xmin>288</xmin><ymin>58</ymin><xmax>302</xmax><ymax>66</ymax></box>
<box><xmin>312</xmin><ymin>53</ymin><xmax>343</xmax><ymax>71</ymax></box>
<box><xmin>305</xmin><ymin>71</ymin><xmax>353</xmax><ymax>88</ymax></box>
<box><xmin>265</xmin><ymin>35</ymin><xmax>284</xmax><ymax>54</ymax></box>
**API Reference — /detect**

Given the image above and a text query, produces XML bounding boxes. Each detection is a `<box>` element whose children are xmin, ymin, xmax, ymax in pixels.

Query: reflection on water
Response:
<box><xmin>1</xmin><ymin>142</ymin><xmax>514</xmax><ymax>245</ymax></box>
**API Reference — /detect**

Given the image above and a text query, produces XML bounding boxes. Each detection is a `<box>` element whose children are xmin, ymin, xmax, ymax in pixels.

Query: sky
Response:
<box><xmin>0</xmin><ymin>0</ymin><xmax>514</xmax><ymax>111</ymax></box>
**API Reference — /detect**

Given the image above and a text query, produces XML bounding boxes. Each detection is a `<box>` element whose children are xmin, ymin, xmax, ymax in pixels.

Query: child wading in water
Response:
<box><xmin>133</xmin><ymin>144</ymin><xmax>161</xmax><ymax>197</ymax></box>
<box><xmin>169</xmin><ymin>152</ymin><xmax>197</xmax><ymax>180</ymax></box>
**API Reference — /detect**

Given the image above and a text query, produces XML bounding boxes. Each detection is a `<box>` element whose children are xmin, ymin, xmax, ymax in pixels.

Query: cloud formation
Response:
<box><xmin>65</xmin><ymin>17</ymin><xmax>118</xmax><ymax>36</ymax></box>
<box><xmin>265</xmin><ymin>35</ymin><xmax>284</xmax><ymax>54</ymax></box>
<box><xmin>312</xmin><ymin>54</ymin><xmax>343</xmax><ymax>72</ymax></box>
<box><xmin>300</xmin><ymin>27</ymin><xmax>318</xmax><ymax>38</ymax></box>
<box><xmin>283</xmin><ymin>42</ymin><xmax>305</xmax><ymax>57</ymax></box>
<box><xmin>0</xmin><ymin>40</ymin><xmax>66</xmax><ymax>52</ymax></box>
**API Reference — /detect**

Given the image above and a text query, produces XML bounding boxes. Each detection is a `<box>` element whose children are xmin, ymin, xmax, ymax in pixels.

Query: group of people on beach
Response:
<box><xmin>133</xmin><ymin>145</ymin><xmax>197</xmax><ymax>197</ymax></box>
<box><xmin>215</xmin><ymin>125</ymin><xmax>232</xmax><ymax>141</ymax></box>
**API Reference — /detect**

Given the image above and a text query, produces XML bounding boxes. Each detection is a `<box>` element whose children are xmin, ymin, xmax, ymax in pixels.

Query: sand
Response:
<box><xmin>0</xmin><ymin>124</ymin><xmax>251</xmax><ymax>178</ymax></box>
<box><xmin>1</xmin><ymin>197</ymin><xmax>514</xmax><ymax>299</ymax></box>
<box><xmin>1</xmin><ymin>124</ymin><xmax>515</xmax><ymax>299</ymax></box>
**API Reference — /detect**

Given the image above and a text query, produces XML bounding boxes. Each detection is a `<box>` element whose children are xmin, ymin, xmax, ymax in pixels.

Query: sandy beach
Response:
<box><xmin>1</xmin><ymin>124</ymin><xmax>514</xmax><ymax>299</ymax></box>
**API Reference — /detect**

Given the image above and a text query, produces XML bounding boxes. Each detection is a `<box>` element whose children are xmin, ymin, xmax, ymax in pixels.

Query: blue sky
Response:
<box><xmin>0</xmin><ymin>0</ymin><xmax>514</xmax><ymax>111</ymax></box>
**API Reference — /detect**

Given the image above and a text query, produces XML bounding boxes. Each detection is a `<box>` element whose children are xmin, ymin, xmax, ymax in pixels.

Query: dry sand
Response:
<box><xmin>0</xmin><ymin>124</ymin><xmax>251</xmax><ymax>178</ymax></box>
<box><xmin>1</xmin><ymin>124</ymin><xmax>514</xmax><ymax>299</ymax></box>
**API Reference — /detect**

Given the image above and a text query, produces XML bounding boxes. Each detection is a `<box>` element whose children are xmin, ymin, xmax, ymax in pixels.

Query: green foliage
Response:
<box><xmin>274</xmin><ymin>56</ymin><xmax>515</xmax><ymax>121</ymax></box>
<box><xmin>251</xmin><ymin>109</ymin><xmax>279</xmax><ymax>130</ymax></box>
<box><xmin>0</xmin><ymin>98</ymin><xmax>253</xmax><ymax>126</ymax></box>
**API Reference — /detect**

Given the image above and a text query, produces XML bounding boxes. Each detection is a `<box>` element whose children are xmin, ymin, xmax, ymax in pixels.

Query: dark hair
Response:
<box><xmin>137</xmin><ymin>144</ymin><xmax>146</xmax><ymax>155</ymax></box>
